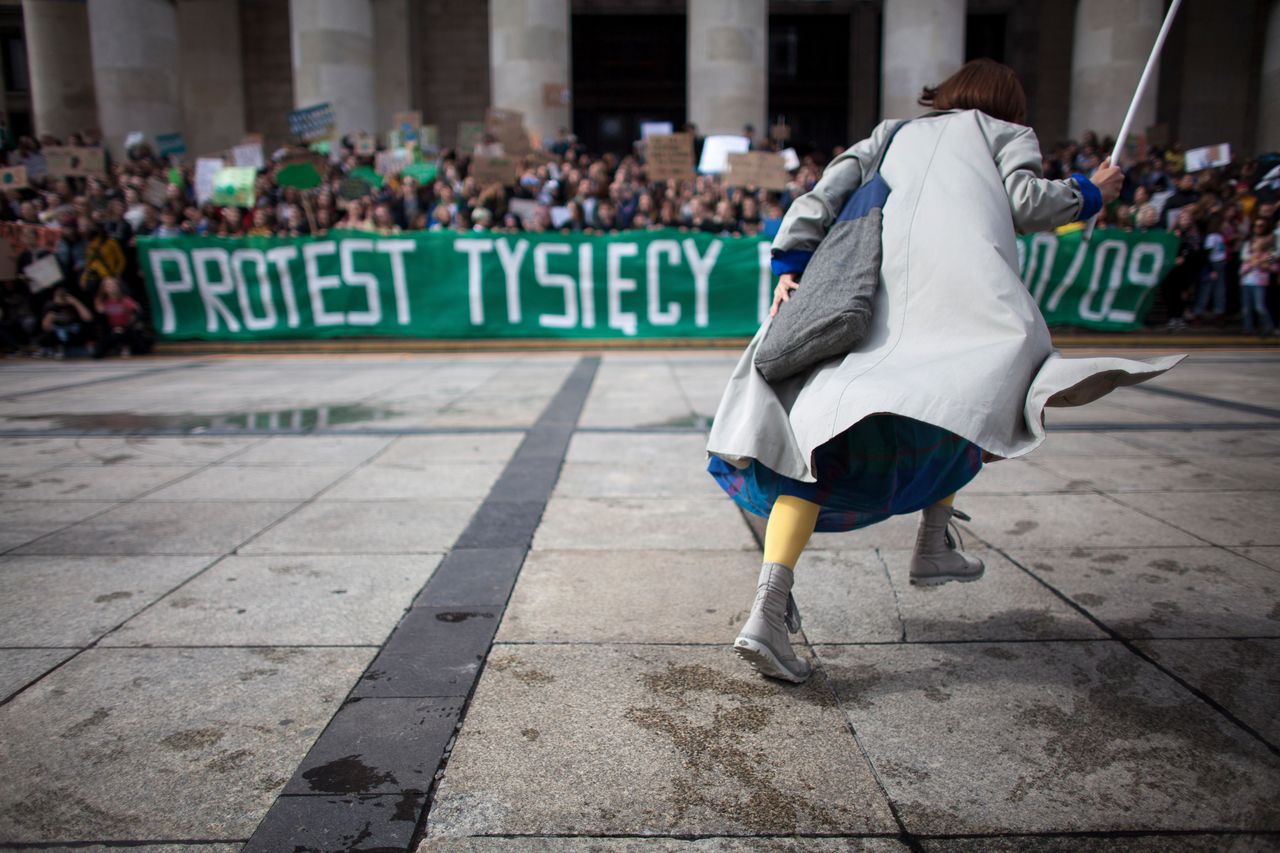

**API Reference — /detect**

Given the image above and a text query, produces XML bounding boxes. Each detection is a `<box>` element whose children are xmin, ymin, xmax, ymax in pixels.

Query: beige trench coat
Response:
<box><xmin>707</xmin><ymin>109</ymin><xmax>1183</xmax><ymax>482</ymax></box>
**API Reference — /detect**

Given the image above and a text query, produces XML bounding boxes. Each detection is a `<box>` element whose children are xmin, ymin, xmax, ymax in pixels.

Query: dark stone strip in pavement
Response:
<box><xmin>1128</xmin><ymin>383</ymin><xmax>1280</xmax><ymax>419</ymax></box>
<box><xmin>0</xmin><ymin>426</ymin><xmax>528</xmax><ymax>438</ymax></box>
<box><xmin>0</xmin><ymin>361</ymin><xmax>209</xmax><ymax>401</ymax></box>
<box><xmin>243</xmin><ymin>356</ymin><xmax>600</xmax><ymax>853</ymax></box>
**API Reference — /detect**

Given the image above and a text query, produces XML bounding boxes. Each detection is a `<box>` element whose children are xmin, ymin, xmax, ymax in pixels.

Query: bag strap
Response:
<box><xmin>868</xmin><ymin>119</ymin><xmax>911</xmax><ymax>179</ymax></box>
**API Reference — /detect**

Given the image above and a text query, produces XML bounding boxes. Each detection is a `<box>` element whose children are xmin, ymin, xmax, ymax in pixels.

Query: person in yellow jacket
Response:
<box><xmin>81</xmin><ymin>223</ymin><xmax>126</xmax><ymax>294</ymax></box>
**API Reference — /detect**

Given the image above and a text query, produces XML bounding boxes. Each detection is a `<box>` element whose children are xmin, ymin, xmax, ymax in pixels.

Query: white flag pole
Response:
<box><xmin>1082</xmin><ymin>0</ymin><xmax>1183</xmax><ymax>241</ymax></box>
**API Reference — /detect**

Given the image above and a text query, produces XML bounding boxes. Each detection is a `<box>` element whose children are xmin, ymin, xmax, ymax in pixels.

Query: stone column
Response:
<box><xmin>489</xmin><ymin>0</ymin><xmax>571</xmax><ymax>144</ymax></box>
<box><xmin>373</xmin><ymin>0</ymin><xmax>413</xmax><ymax>133</ymax></box>
<box><xmin>176</xmin><ymin>0</ymin><xmax>247</xmax><ymax>155</ymax></box>
<box><xmin>22</xmin><ymin>0</ymin><xmax>99</xmax><ymax>140</ymax></box>
<box><xmin>290</xmin><ymin>0</ymin><xmax>378</xmax><ymax>137</ymax></box>
<box><xmin>687</xmin><ymin>0</ymin><xmax>766</xmax><ymax>137</ymax></box>
<box><xmin>1069</xmin><ymin>0</ymin><xmax>1163</xmax><ymax>141</ymax></box>
<box><xmin>881</xmin><ymin>0</ymin><xmax>965</xmax><ymax>122</ymax></box>
<box><xmin>1260</xmin><ymin>0</ymin><xmax>1280</xmax><ymax>154</ymax></box>
<box><xmin>86</xmin><ymin>0</ymin><xmax>182</xmax><ymax>157</ymax></box>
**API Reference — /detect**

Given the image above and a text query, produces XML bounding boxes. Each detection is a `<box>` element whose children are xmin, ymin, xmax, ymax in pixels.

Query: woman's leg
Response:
<box><xmin>734</xmin><ymin>494</ymin><xmax>820</xmax><ymax>683</ymax></box>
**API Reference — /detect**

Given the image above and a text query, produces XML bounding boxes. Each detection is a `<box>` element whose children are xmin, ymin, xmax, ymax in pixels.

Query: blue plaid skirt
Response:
<box><xmin>707</xmin><ymin>414</ymin><xmax>983</xmax><ymax>532</ymax></box>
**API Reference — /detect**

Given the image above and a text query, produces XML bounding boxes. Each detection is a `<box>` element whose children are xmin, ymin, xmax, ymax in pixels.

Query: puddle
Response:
<box><xmin>5</xmin><ymin>404</ymin><xmax>402</xmax><ymax>434</ymax></box>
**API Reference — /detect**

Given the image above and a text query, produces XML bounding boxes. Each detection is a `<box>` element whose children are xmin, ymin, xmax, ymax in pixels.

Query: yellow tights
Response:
<box><xmin>762</xmin><ymin>492</ymin><xmax>957</xmax><ymax>570</ymax></box>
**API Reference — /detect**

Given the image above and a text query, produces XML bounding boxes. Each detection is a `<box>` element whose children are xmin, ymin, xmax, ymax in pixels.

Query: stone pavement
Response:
<box><xmin>0</xmin><ymin>349</ymin><xmax>1277</xmax><ymax>852</ymax></box>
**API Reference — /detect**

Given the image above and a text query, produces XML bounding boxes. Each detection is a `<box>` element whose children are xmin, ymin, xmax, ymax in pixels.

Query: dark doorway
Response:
<box><xmin>768</xmin><ymin>14</ymin><xmax>851</xmax><ymax>157</ymax></box>
<box><xmin>966</xmin><ymin>13</ymin><xmax>1008</xmax><ymax>63</ymax></box>
<box><xmin>572</xmin><ymin>14</ymin><xmax>686</xmax><ymax>154</ymax></box>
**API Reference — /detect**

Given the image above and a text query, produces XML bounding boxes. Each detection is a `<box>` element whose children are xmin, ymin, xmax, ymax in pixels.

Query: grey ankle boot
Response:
<box><xmin>734</xmin><ymin>562</ymin><xmax>811</xmax><ymax>683</ymax></box>
<box><xmin>909</xmin><ymin>503</ymin><xmax>985</xmax><ymax>586</ymax></box>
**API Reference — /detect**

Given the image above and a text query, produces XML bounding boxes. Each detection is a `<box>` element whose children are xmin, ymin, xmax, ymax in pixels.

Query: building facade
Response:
<box><xmin>6</xmin><ymin>0</ymin><xmax>1279</xmax><ymax>161</ymax></box>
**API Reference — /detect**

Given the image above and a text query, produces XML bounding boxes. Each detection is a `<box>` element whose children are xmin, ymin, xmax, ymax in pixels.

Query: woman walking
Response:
<box><xmin>707</xmin><ymin>59</ymin><xmax>1183</xmax><ymax>683</ymax></box>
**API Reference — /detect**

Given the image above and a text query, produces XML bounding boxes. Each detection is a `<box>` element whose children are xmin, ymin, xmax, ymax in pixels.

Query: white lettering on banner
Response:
<box><xmin>495</xmin><ymin>239</ymin><xmax>527</xmax><ymax>324</ymax></box>
<box><xmin>340</xmin><ymin>239</ymin><xmax>381</xmax><ymax>326</ymax></box>
<box><xmin>1079</xmin><ymin>239</ymin><xmax>1126</xmax><ymax>322</ymax></box>
<box><xmin>190</xmin><ymin>248</ymin><xmax>242</xmax><ymax>333</ymax></box>
<box><xmin>302</xmin><ymin>242</ymin><xmax>345</xmax><ymax>326</ymax></box>
<box><xmin>681</xmin><ymin>239</ymin><xmax>720</xmax><ymax>328</ymax></box>
<box><xmin>1022</xmin><ymin>233</ymin><xmax>1058</xmax><ymax>305</ymax></box>
<box><xmin>377</xmin><ymin>240</ymin><xmax>415</xmax><ymax>324</ymax></box>
<box><xmin>606</xmin><ymin>242</ymin><xmax>639</xmax><ymax>336</ymax></box>
<box><xmin>645</xmin><ymin>240</ymin><xmax>681</xmax><ymax>326</ymax></box>
<box><xmin>149</xmin><ymin>249</ymin><xmax>194</xmax><ymax>334</ymax></box>
<box><xmin>578</xmin><ymin>244</ymin><xmax>596</xmax><ymax>328</ymax></box>
<box><xmin>265</xmin><ymin>246</ymin><xmax>302</xmax><ymax>327</ymax></box>
<box><xmin>455</xmin><ymin>238</ymin><xmax>494</xmax><ymax>325</ymax></box>
<box><xmin>533</xmin><ymin>243</ymin><xmax>578</xmax><ymax>328</ymax></box>
<box><xmin>757</xmin><ymin>242</ymin><xmax>772</xmax><ymax>324</ymax></box>
<box><xmin>230</xmin><ymin>249</ymin><xmax>278</xmax><ymax>331</ymax></box>
<box><xmin>1046</xmin><ymin>237</ymin><xmax>1090</xmax><ymax>312</ymax></box>
<box><xmin>1117</xmin><ymin>243</ymin><xmax>1165</xmax><ymax>323</ymax></box>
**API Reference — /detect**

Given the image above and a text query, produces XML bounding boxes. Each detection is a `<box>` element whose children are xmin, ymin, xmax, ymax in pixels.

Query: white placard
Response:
<box><xmin>231</xmin><ymin>142</ymin><xmax>264</xmax><ymax>170</ymax></box>
<box><xmin>640</xmin><ymin>121</ymin><xmax>674</xmax><ymax>140</ymax></box>
<box><xmin>23</xmin><ymin>254</ymin><xmax>62</xmax><ymax>291</ymax></box>
<box><xmin>781</xmin><ymin>148</ymin><xmax>800</xmax><ymax>171</ymax></box>
<box><xmin>549</xmin><ymin>205</ymin><xmax>573</xmax><ymax>228</ymax></box>
<box><xmin>1185</xmin><ymin>143</ymin><xmax>1231</xmax><ymax>173</ymax></box>
<box><xmin>697</xmin><ymin>134</ymin><xmax>751</xmax><ymax>175</ymax></box>
<box><xmin>507</xmin><ymin>198</ymin><xmax>540</xmax><ymax>226</ymax></box>
<box><xmin>195</xmin><ymin>157</ymin><xmax>225</xmax><ymax>204</ymax></box>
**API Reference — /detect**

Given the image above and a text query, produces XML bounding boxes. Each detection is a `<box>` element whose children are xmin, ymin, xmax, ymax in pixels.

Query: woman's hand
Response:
<box><xmin>1092</xmin><ymin>158</ymin><xmax>1123</xmax><ymax>205</ymax></box>
<box><xmin>770</xmin><ymin>273</ymin><xmax>799</xmax><ymax>318</ymax></box>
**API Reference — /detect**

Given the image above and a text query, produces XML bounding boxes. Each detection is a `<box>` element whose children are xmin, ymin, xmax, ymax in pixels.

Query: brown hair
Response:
<box><xmin>918</xmin><ymin>58</ymin><xmax>1028</xmax><ymax>126</ymax></box>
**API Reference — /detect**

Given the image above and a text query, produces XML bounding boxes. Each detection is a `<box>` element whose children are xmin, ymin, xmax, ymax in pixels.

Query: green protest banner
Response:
<box><xmin>209</xmin><ymin>166</ymin><xmax>257</xmax><ymax>208</ymax></box>
<box><xmin>1018</xmin><ymin>227</ymin><xmax>1177</xmax><ymax>330</ymax></box>
<box><xmin>139</xmin><ymin>228</ymin><xmax>1176</xmax><ymax>342</ymax></box>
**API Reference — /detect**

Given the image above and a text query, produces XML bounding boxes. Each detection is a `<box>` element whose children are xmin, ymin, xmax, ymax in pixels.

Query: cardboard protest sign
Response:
<box><xmin>392</xmin><ymin>110</ymin><xmax>422</xmax><ymax>139</ymax></box>
<box><xmin>697</xmin><ymin>135</ymin><xmax>750</xmax><ymax>174</ymax></box>
<box><xmin>420</xmin><ymin>125</ymin><xmax>440</xmax><ymax>151</ymax></box>
<box><xmin>485</xmin><ymin>107</ymin><xmax>530</xmax><ymax>156</ymax></box>
<box><xmin>0</xmin><ymin>165</ymin><xmax>27</xmax><ymax>190</ymax></box>
<box><xmin>645</xmin><ymin>133</ymin><xmax>695</xmax><ymax>182</ymax></box>
<box><xmin>195</xmin><ymin>158</ymin><xmax>225</xmax><ymax>203</ymax></box>
<box><xmin>0</xmin><ymin>240</ymin><xmax>15</xmax><ymax>281</ymax></box>
<box><xmin>354</xmin><ymin>133</ymin><xmax>377</xmax><ymax>156</ymax></box>
<box><xmin>470</xmin><ymin>154</ymin><xmax>518</xmax><ymax>186</ymax></box>
<box><xmin>770</xmin><ymin>123</ymin><xmax>791</xmax><ymax>142</ymax></box>
<box><xmin>458</xmin><ymin>121</ymin><xmax>485</xmax><ymax>153</ymax></box>
<box><xmin>289</xmin><ymin>103</ymin><xmax>336</xmax><ymax>142</ymax></box>
<box><xmin>641</xmin><ymin>122</ymin><xmax>674</xmax><ymax>140</ymax></box>
<box><xmin>210</xmin><ymin>166</ymin><xmax>257</xmax><ymax>207</ymax></box>
<box><xmin>232</xmin><ymin>141</ymin><xmax>265</xmax><ymax>170</ymax></box>
<box><xmin>44</xmin><ymin>146</ymin><xmax>106</xmax><ymax>178</ymax></box>
<box><xmin>543</xmin><ymin>83</ymin><xmax>570</xmax><ymax>107</ymax></box>
<box><xmin>0</xmin><ymin>221</ymin><xmax>61</xmax><ymax>252</ymax></box>
<box><xmin>375</xmin><ymin>149</ymin><xmax>413</xmax><ymax>177</ymax></box>
<box><xmin>725</xmin><ymin>151</ymin><xmax>790</xmax><ymax>191</ymax></box>
<box><xmin>1185</xmin><ymin>143</ymin><xmax>1232</xmax><ymax>172</ymax></box>
<box><xmin>144</xmin><ymin>177</ymin><xmax>170</xmax><ymax>208</ymax></box>
<box><xmin>507</xmin><ymin>198</ymin><xmax>540</xmax><ymax>227</ymax></box>
<box><xmin>156</xmin><ymin>132</ymin><xmax>187</xmax><ymax>157</ymax></box>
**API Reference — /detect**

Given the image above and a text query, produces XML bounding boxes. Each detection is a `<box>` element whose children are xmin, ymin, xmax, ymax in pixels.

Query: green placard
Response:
<box><xmin>138</xmin><ymin>228</ymin><xmax>1177</xmax><ymax>342</ymax></box>
<box><xmin>277</xmin><ymin>162</ymin><xmax>323</xmax><ymax>190</ymax></box>
<box><xmin>209</xmin><ymin>166</ymin><xmax>256</xmax><ymax>208</ymax></box>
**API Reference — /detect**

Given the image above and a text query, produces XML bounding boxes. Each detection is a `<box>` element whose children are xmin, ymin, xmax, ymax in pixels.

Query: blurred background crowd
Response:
<box><xmin>1</xmin><ymin>122</ymin><xmax>1277</xmax><ymax>358</ymax></box>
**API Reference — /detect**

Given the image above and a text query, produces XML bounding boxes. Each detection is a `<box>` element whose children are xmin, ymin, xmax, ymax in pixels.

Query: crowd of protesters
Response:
<box><xmin>0</xmin><ymin>119</ymin><xmax>1277</xmax><ymax>357</ymax></box>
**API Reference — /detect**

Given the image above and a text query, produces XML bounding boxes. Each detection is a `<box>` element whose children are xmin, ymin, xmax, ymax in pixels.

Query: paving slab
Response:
<box><xmin>816</xmin><ymin>641</ymin><xmax>1280</xmax><ymax>834</ymax></box>
<box><xmin>241</xmin><ymin>499</ymin><xmax>479</xmax><ymax>554</ymax></box>
<box><xmin>0</xmin><ymin>555</ymin><xmax>216</xmax><ymax>646</ymax></box>
<box><xmin>0</xmin><ymin>646</ymin><xmax>375</xmax><ymax>842</ymax></box>
<box><xmin>1136</xmin><ymin>639</ymin><xmax>1280</xmax><ymax>745</ymax></box>
<box><xmin>1235</xmin><ymin>546</ymin><xmax>1280</xmax><ymax>572</ymax></box>
<box><xmin>0</xmin><ymin>464</ymin><xmax>199</xmax><ymax>501</ymax></box>
<box><xmin>1032</xmin><ymin>454</ymin><xmax>1260</xmax><ymax>492</ymax></box>
<box><xmin>553</xmin><ymin>460</ymin><xmax>725</xmax><ymax>499</ymax></box>
<box><xmin>1006</xmin><ymin>546</ymin><xmax>1280</xmax><ymax>638</ymax></box>
<box><xmin>804</xmin><ymin>513</ymin><xmax>923</xmax><ymax>551</ymax></box>
<box><xmin>420</xmin><ymin>839</ymin><xmax>909</xmax><ymax>852</ymax></box>
<box><xmin>958</xmin><ymin>493</ymin><xmax>1202</xmax><ymax>549</ymax></box>
<box><xmin>320</xmin><ymin>462</ymin><xmax>506</xmax><ymax>500</ymax></box>
<box><xmin>496</xmin><ymin>549</ymin><xmax>760</xmax><ymax>643</ymax></box>
<box><xmin>223</xmin><ymin>435</ymin><xmax>393</xmax><ymax>466</ymax></box>
<box><xmin>0</xmin><ymin>500</ymin><xmax>117</xmax><ymax>551</ymax></box>
<box><xmin>1111</xmin><ymin>491</ymin><xmax>1280</xmax><ymax>547</ymax></box>
<box><xmin>0</xmin><ymin>436</ymin><xmax>250</xmax><ymax>466</ymax></box>
<box><xmin>243</xmin><ymin>792</ymin><xmax>424</xmax><ymax>853</ymax></box>
<box><xmin>426</xmin><ymin>644</ymin><xmax>898</xmax><ymax>839</ymax></box>
<box><xmin>140</xmin><ymin>464</ymin><xmax>352</xmax><ymax>501</ymax></box>
<box><xmin>15</xmin><ymin>501</ymin><xmax>299</xmax><ymax>555</ymax></box>
<box><xmin>353</xmin><ymin>606</ymin><xmax>502</xmax><ymax>699</ymax></box>
<box><xmin>101</xmin><ymin>554</ymin><xmax>441</xmax><ymax>647</ymax></box>
<box><xmin>794</xmin><ymin>549</ymin><xmax>1103</xmax><ymax>644</ymax></box>
<box><xmin>533</xmin><ymin>498</ymin><xmax>757</xmax><ymax>551</ymax></box>
<box><xmin>0</xmin><ymin>648</ymin><xmax>77</xmax><ymax>701</ymax></box>
<box><xmin>961</xmin><ymin>459</ymin><xmax>1077</xmax><ymax>494</ymax></box>
<box><xmin>567</xmin><ymin>431</ymin><xmax>712</xmax><ymax>464</ymax></box>
<box><xmin>373</xmin><ymin>433</ymin><xmax>525</xmax><ymax>466</ymax></box>
<box><xmin>1108</xmin><ymin>429</ymin><xmax>1280</xmax><ymax>457</ymax></box>
<box><xmin>920</xmin><ymin>835</ymin><xmax>1280</xmax><ymax>852</ymax></box>
<box><xmin>1025</xmin><ymin>432</ymin><xmax>1163</xmax><ymax>457</ymax></box>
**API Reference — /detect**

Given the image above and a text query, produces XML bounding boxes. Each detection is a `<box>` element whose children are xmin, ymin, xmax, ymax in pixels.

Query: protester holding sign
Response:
<box><xmin>706</xmin><ymin>59</ymin><xmax>1185</xmax><ymax>685</ymax></box>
